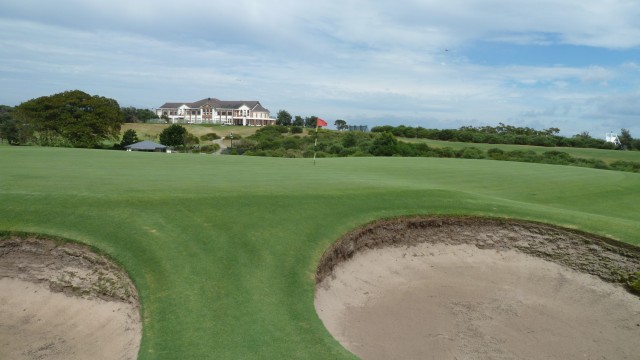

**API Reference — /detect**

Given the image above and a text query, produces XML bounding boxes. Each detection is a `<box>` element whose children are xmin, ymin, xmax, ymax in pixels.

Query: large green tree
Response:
<box><xmin>276</xmin><ymin>110</ymin><xmax>292</xmax><ymax>126</ymax></box>
<box><xmin>14</xmin><ymin>90</ymin><xmax>123</xmax><ymax>147</ymax></box>
<box><xmin>334</xmin><ymin>119</ymin><xmax>348</xmax><ymax>130</ymax></box>
<box><xmin>0</xmin><ymin>105</ymin><xmax>21</xmax><ymax>145</ymax></box>
<box><xmin>119</xmin><ymin>129</ymin><xmax>139</xmax><ymax>148</ymax></box>
<box><xmin>159</xmin><ymin>124</ymin><xmax>187</xmax><ymax>147</ymax></box>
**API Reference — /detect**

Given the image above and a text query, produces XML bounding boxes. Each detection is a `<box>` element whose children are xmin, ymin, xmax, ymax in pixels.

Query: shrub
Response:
<box><xmin>609</xmin><ymin>161</ymin><xmax>640</xmax><ymax>173</ymax></box>
<box><xmin>570</xmin><ymin>158</ymin><xmax>608</xmax><ymax>170</ymax></box>
<box><xmin>328</xmin><ymin>144</ymin><xmax>344</xmax><ymax>154</ymax></box>
<box><xmin>284</xmin><ymin>149</ymin><xmax>303</xmax><ymax>158</ymax></box>
<box><xmin>395</xmin><ymin>142</ymin><xmax>417</xmax><ymax>157</ymax></box>
<box><xmin>200</xmin><ymin>133</ymin><xmax>220</xmax><ymax>141</ymax></box>
<box><xmin>504</xmin><ymin>150</ymin><xmax>538</xmax><ymax>162</ymax></box>
<box><xmin>119</xmin><ymin>129</ymin><xmax>139</xmax><ymax>147</ymax></box>
<box><xmin>370</xmin><ymin>132</ymin><xmax>398</xmax><ymax>156</ymax></box>
<box><xmin>183</xmin><ymin>133</ymin><xmax>200</xmax><ymax>148</ymax></box>
<box><xmin>438</xmin><ymin>147</ymin><xmax>456</xmax><ymax>158</ymax></box>
<box><xmin>257</xmin><ymin>125</ymin><xmax>289</xmax><ymax>134</ymax></box>
<box><xmin>541</xmin><ymin>151</ymin><xmax>573</xmax><ymax>164</ymax></box>
<box><xmin>414</xmin><ymin>143</ymin><xmax>431</xmax><ymax>156</ymax></box>
<box><xmin>339</xmin><ymin>147</ymin><xmax>357</xmax><ymax>157</ymax></box>
<box><xmin>290</xmin><ymin>126</ymin><xmax>303</xmax><ymax>134</ymax></box>
<box><xmin>159</xmin><ymin>124</ymin><xmax>187</xmax><ymax>147</ymax></box>
<box><xmin>342</xmin><ymin>132</ymin><xmax>357</xmax><ymax>148</ymax></box>
<box><xmin>200</xmin><ymin>144</ymin><xmax>221</xmax><ymax>154</ymax></box>
<box><xmin>458</xmin><ymin>147</ymin><xmax>485</xmax><ymax>159</ymax></box>
<box><xmin>487</xmin><ymin>148</ymin><xmax>505</xmax><ymax>160</ymax></box>
<box><xmin>351</xmin><ymin>150</ymin><xmax>373</xmax><ymax>157</ymax></box>
<box><xmin>281</xmin><ymin>137</ymin><xmax>300</xmax><ymax>150</ymax></box>
<box><xmin>270</xmin><ymin>148</ymin><xmax>286</xmax><ymax>157</ymax></box>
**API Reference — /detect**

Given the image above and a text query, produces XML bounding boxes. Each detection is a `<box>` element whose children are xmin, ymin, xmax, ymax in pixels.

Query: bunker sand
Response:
<box><xmin>315</xmin><ymin>217</ymin><xmax>640</xmax><ymax>360</ymax></box>
<box><xmin>0</xmin><ymin>237</ymin><xmax>141</xmax><ymax>360</ymax></box>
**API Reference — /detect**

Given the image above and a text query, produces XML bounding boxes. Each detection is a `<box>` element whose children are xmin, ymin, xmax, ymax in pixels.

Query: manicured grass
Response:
<box><xmin>1</xmin><ymin>147</ymin><xmax>639</xmax><ymax>359</ymax></box>
<box><xmin>401</xmin><ymin>137</ymin><xmax>640</xmax><ymax>164</ymax></box>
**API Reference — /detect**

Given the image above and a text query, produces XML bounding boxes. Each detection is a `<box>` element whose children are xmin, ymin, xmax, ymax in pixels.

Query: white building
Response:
<box><xmin>156</xmin><ymin>98</ymin><xmax>275</xmax><ymax>126</ymax></box>
<box><xmin>606</xmin><ymin>132</ymin><xmax>621</xmax><ymax>146</ymax></box>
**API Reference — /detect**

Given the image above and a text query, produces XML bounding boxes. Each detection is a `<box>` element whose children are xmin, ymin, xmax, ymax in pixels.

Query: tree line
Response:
<box><xmin>371</xmin><ymin>123</ymin><xmax>640</xmax><ymax>151</ymax></box>
<box><xmin>275</xmin><ymin>110</ymin><xmax>348</xmax><ymax>130</ymax></box>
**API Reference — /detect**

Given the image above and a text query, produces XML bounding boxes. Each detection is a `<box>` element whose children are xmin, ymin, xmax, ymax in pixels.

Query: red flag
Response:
<box><xmin>317</xmin><ymin>118</ymin><xmax>328</xmax><ymax>127</ymax></box>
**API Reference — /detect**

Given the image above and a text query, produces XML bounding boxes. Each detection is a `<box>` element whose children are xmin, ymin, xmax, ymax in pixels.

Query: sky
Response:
<box><xmin>1</xmin><ymin>0</ymin><xmax>639</xmax><ymax>136</ymax></box>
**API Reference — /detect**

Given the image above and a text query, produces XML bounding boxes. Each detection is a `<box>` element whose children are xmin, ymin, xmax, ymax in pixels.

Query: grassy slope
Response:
<box><xmin>1</xmin><ymin>147</ymin><xmax>639</xmax><ymax>359</ymax></box>
<box><xmin>401</xmin><ymin>137</ymin><xmax>640</xmax><ymax>164</ymax></box>
<box><xmin>122</xmin><ymin>124</ymin><xmax>260</xmax><ymax>141</ymax></box>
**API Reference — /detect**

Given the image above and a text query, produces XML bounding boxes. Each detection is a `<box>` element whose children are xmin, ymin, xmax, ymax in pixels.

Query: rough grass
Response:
<box><xmin>121</xmin><ymin>124</ymin><xmax>261</xmax><ymax>142</ymax></box>
<box><xmin>401</xmin><ymin>137</ymin><xmax>640</xmax><ymax>164</ymax></box>
<box><xmin>1</xmin><ymin>147</ymin><xmax>639</xmax><ymax>359</ymax></box>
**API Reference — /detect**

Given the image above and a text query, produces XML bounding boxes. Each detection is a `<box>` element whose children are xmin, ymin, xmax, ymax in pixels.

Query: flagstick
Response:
<box><xmin>313</xmin><ymin>124</ymin><xmax>319</xmax><ymax>166</ymax></box>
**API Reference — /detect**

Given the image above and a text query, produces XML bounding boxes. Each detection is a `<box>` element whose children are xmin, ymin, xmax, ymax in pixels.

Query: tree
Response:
<box><xmin>293</xmin><ymin>115</ymin><xmax>304</xmax><ymax>127</ymax></box>
<box><xmin>370</xmin><ymin>132</ymin><xmax>398</xmax><ymax>156</ymax></box>
<box><xmin>14</xmin><ymin>90</ymin><xmax>123</xmax><ymax>148</ymax></box>
<box><xmin>305</xmin><ymin>116</ymin><xmax>318</xmax><ymax>128</ymax></box>
<box><xmin>334</xmin><ymin>119</ymin><xmax>348</xmax><ymax>130</ymax></box>
<box><xmin>119</xmin><ymin>129</ymin><xmax>139</xmax><ymax>148</ymax></box>
<box><xmin>159</xmin><ymin>124</ymin><xmax>187</xmax><ymax>147</ymax></box>
<box><xmin>276</xmin><ymin>110</ymin><xmax>292</xmax><ymax>126</ymax></box>
<box><xmin>136</xmin><ymin>108</ymin><xmax>158</xmax><ymax>122</ymax></box>
<box><xmin>0</xmin><ymin>105</ymin><xmax>20</xmax><ymax>144</ymax></box>
<box><xmin>122</xmin><ymin>107</ymin><xmax>158</xmax><ymax>123</ymax></box>
<box><xmin>122</xmin><ymin>107</ymin><xmax>138</xmax><ymax>123</ymax></box>
<box><xmin>619</xmin><ymin>128</ymin><xmax>634</xmax><ymax>150</ymax></box>
<box><xmin>183</xmin><ymin>132</ymin><xmax>200</xmax><ymax>150</ymax></box>
<box><xmin>543</xmin><ymin>127</ymin><xmax>560</xmax><ymax>136</ymax></box>
<box><xmin>574</xmin><ymin>131</ymin><xmax>591</xmax><ymax>139</ymax></box>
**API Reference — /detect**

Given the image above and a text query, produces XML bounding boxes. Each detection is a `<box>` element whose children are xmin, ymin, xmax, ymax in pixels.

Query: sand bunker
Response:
<box><xmin>0</xmin><ymin>236</ymin><xmax>141</xmax><ymax>360</ymax></box>
<box><xmin>315</xmin><ymin>217</ymin><xmax>640</xmax><ymax>360</ymax></box>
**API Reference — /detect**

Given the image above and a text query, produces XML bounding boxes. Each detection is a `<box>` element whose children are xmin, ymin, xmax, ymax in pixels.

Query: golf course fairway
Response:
<box><xmin>1</xmin><ymin>146</ymin><xmax>639</xmax><ymax>359</ymax></box>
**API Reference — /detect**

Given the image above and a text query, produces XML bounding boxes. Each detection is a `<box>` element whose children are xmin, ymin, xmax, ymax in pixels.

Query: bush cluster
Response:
<box><xmin>371</xmin><ymin>124</ymin><xmax>623</xmax><ymax>150</ymax></box>
<box><xmin>200</xmin><ymin>132</ymin><xmax>220</xmax><ymax>141</ymax></box>
<box><xmin>225</xmin><ymin>127</ymin><xmax>640</xmax><ymax>174</ymax></box>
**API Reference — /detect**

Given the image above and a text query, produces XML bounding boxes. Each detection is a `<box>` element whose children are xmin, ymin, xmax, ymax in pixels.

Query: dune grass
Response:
<box><xmin>1</xmin><ymin>147</ymin><xmax>639</xmax><ymax>359</ymax></box>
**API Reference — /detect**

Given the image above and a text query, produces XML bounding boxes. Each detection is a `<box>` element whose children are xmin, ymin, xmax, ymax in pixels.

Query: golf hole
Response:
<box><xmin>0</xmin><ymin>237</ymin><xmax>141</xmax><ymax>360</ymax></box>
<box><xmin>314</xmin><ymin>217</ymin><xmax>640</xmax><ymax>360</ymax></box>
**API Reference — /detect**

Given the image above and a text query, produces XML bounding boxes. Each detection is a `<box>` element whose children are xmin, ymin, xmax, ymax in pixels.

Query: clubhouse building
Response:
<box><xmin>156</xmin><ymin>98</ymin><xmax>275</xmax><ymax>126</ymax></box>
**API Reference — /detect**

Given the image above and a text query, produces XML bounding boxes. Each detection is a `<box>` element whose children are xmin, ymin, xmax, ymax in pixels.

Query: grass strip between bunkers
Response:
<box><xmin>1</xmin><ymin>146</ymin><xmax>639</xmax><ymax>359</ymax></box>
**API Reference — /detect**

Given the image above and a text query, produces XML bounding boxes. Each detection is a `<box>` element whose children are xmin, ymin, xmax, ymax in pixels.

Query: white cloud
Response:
<box><xmin>1</xmin><ymin>1</ymin><xmax>640</xmax><ymax>136</ymax></box>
